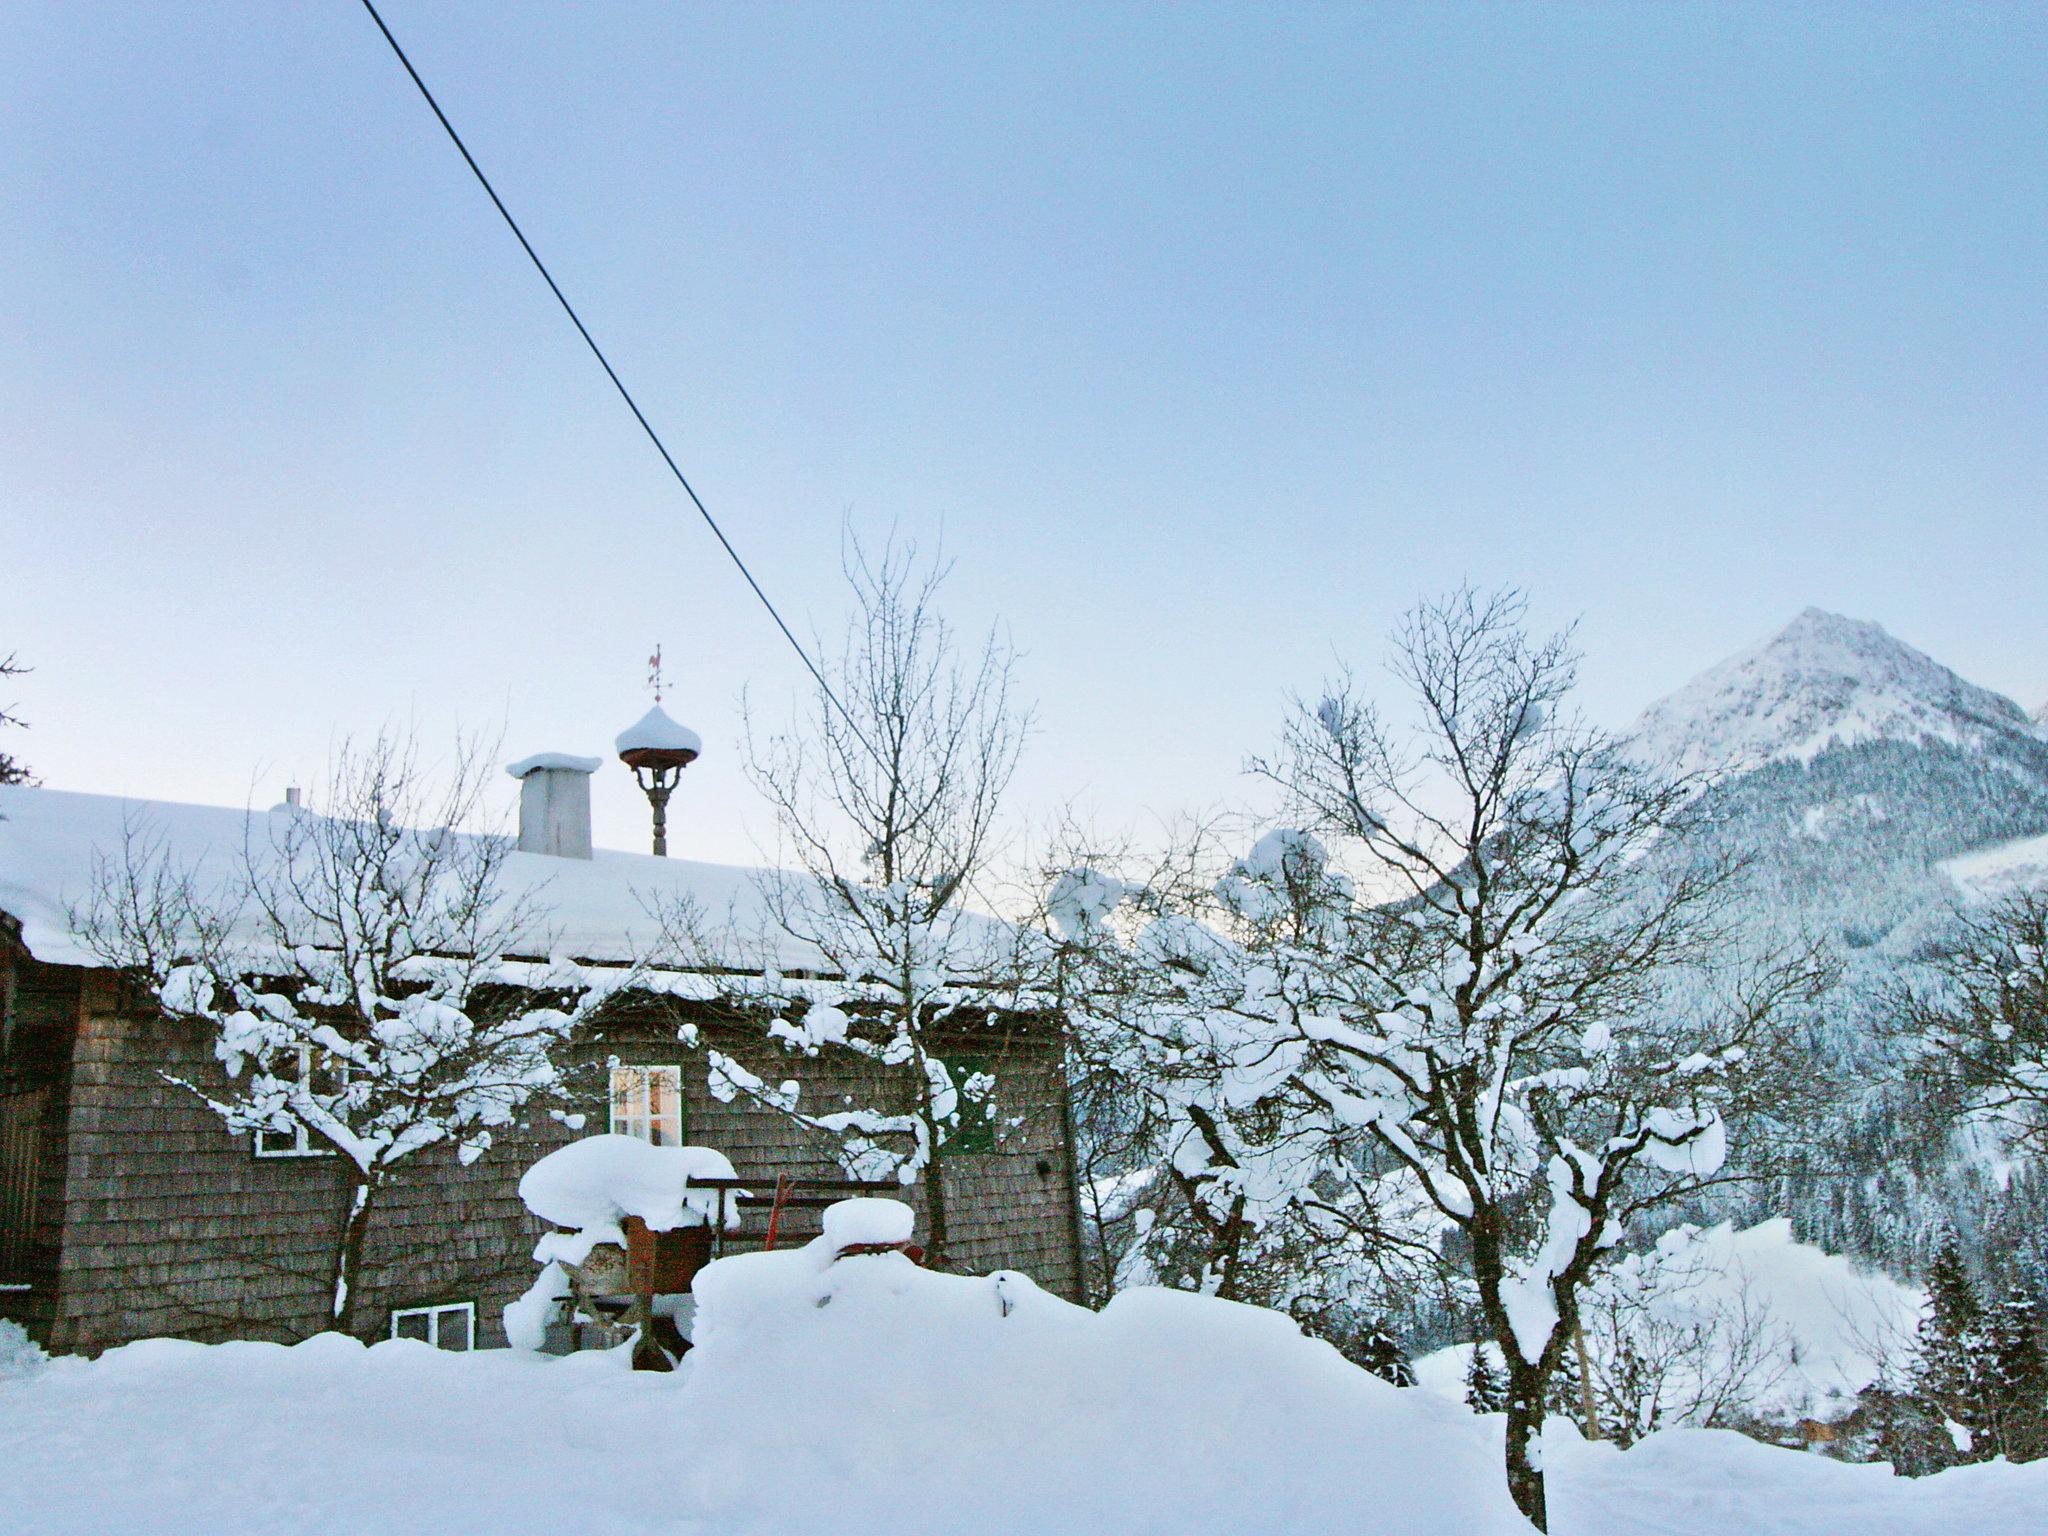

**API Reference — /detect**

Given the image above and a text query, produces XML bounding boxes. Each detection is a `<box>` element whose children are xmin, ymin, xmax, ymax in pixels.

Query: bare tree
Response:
<box><xmin>1893</xmin><ymin>888</ymin><xmax>2048</xmax><ymax>1154</ymax></box>
<box><xmin>0</xmin><ymin>653</ymin><xmax>31</xmax><ymax>786</ymax></box>
<box><xmin>1056</xmin><ymin>589</ymin><xmax>1825</xmax><ymax>1529</ymax></box>
<box><xmin>80</xmin><ymin>735</ymin><xmax>611</xmax><ymax>1335</ymax></box>
<box><xmin>1578</xmin><ymin>1239</ymin><xmax>1793</xmax><ymax>1446</ymax></box>
<box><xmin>667</xmin><ymin>534</ymin><xmax>1033</xmax><ymax>1269</ymax></box>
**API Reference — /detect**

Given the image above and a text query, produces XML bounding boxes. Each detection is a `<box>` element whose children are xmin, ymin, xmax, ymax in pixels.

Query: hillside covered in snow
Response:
<box><xmin>1622</xmin><ymin>609</ymin><xmax>2048</xmax><ymax>1280</ymax></box>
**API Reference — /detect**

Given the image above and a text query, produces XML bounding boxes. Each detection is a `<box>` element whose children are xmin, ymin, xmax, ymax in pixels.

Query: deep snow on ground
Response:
<box><xmin>3</xmin><ymin>1248</ymin><xmax>2046</xmax><ymax>1536</ymax></box>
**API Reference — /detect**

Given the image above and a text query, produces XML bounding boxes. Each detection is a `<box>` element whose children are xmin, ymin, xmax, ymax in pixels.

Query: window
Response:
<box><xmin>253</xmin><ymin>1044</ymin><xmax>345</xmax><ymax>1159</ymax></box>
<box><xmin>941</xmin><ymin>1055</ymin><xmax>996</xmax><ymax>1154</ymax></box>
<box><xmin>390</xmin><ymin>1301</ymin><xmax>474</xmax><ymax>1351</ymax></box>
<box><xmin>610</xmin><ymin>1064</ymin><xmax>685</xmax><ymax>1145</ymax></box>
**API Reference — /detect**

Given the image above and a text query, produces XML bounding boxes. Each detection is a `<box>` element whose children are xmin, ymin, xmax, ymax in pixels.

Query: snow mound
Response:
<box><xmin>820</xmin><ymin>1196</ymin><xmax>915</xmax><ymax>1251</ymax></box>
<box><xmin>518</xmin><ymin>1135</ymin><xmax>739</xmax><ymax>1237</ymax></box>
<box><xmin>678</xmin><ymin>1248</ymin><xmax>1529</xmax><ymax>1535</ymax></box>
<box><xmin>1629</xmin><ymin>608</ymin><xmax>2038</xmax><ymax>778</ymax></box>
<box><xmin>0</xmin><ymin>1319</ymin><xmax>46</xmax><ymax>1381</ymax></box>
<box><xmin>5</xmin><ymin>1300</ymin><xmax>2048</xmax><ymax>1533</ymax></box>
<box><xmin>1549</xmin><ymin>1420</ymin><xmax>2048</xmax><ymax>1536</ymax></box>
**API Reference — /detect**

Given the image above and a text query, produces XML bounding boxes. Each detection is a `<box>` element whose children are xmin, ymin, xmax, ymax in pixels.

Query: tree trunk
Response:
<box><xmin>329</xmin><ymin>1173</ymin><xmax>377</xmax><ymax>1337</ymax></box>
<box><xmin>923</xmin><ymin>1142</ymin><xmax>951</xmax><ymax>1269</ymax></box>
<box><xmin>1472</xmin><ymin>1208</ymin><xmax>1551</xmax><ymax>1530</ymax></box>
<box><xmin>1503</xmin><ymin>1357</ymin><xmax>1550</xmax><ymax>1531</ymax></box>
<box><xmin>1574</xmin><ymin>1315</ymin><xmax>1602</xmax><ymax>1440</ymax></box>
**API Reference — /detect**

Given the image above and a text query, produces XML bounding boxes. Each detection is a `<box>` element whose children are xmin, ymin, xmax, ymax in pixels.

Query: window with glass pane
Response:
<box><xmin>253</xmin><ymin>1044</ymin><xmax>343</xmax><ymax>1158</ymax></box>
<box><xmin>609</xmin><ymin>1064</ymin><xmax>685</xmax><ymax>1145</ymax></box>
<box><xmin>390</xmin><ymin>1301</ymin><xmax>474</xmax><ymax>1351</ymax></box>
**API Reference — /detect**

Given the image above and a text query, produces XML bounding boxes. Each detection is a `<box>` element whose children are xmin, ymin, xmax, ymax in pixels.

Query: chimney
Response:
<box><xmin>505</xmin><ymin>753</ymin><xmax>601</xmax><ymax>859</ymax></box>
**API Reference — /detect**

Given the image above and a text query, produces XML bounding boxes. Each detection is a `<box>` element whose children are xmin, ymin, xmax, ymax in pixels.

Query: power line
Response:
<box><xmin>356</xmin><ymin>0</ymin><xmax>881</xmax><ymax>767</ymax></box>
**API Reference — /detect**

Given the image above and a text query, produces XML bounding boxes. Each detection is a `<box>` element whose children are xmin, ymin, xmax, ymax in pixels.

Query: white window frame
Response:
<box><xmin>609</xmin><ymin>1063</ymin><xmax>685</xmax><ymax>1145</ymax></box>
<box><xmin>253</xmin><ymin>1043</ymin><xmax>341</xmax><ymax>1159</ymax></box>
<box><xmin>390</xmin><ymin>1301</ymin><xmax>476</xmax><ymax>1351</ymax></box>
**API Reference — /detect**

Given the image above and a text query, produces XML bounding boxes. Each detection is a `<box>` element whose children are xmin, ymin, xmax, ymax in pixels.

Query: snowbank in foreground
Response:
<box><xmin>1548</xmin><ymin>1418</ymin><xmax>2048</xmax><ymax>1536</ymax></box>
<box><xmin>677</xmin><ymin>1243</ymin><xmax>1527</xmax><ymax>1534</ymax></box>
<box><xmin>4</xmin><ymin>1252</ymin><xmax>2047</xmax><ymax>1536</ymax></box>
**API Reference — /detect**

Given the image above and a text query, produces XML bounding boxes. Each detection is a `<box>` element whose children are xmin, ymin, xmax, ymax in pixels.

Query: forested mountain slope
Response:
<box><xmin>1626</xmin><ymin>609</ymin><xmax>2048</xmax><ymax>1285</ymax></box>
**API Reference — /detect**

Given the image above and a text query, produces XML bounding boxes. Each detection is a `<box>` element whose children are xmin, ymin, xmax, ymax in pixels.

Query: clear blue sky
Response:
<box><xmin>4</xmin><ymin>3</ymin><xmax>2043</xmax><ymax>863</ymax></box>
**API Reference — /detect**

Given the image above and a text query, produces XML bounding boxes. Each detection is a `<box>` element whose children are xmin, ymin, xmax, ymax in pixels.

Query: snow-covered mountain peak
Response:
<box><xmin>1628</xmin><ymin>608</ymin><xmax>2036</xmax><ymax>778</ymax></box>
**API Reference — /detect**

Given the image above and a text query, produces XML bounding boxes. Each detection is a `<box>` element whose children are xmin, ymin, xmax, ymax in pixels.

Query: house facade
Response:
<box><xmin>0</xmin><ymin>777</ymin><xmax>1085</xmax><ymax>1355</ymax></box>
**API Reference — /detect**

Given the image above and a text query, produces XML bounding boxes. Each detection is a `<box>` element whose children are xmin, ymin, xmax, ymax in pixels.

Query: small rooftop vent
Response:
<box><xmin>506</xmin><ymin>752</ymin><xmax>601</xmax><ymax>860</ymax></box>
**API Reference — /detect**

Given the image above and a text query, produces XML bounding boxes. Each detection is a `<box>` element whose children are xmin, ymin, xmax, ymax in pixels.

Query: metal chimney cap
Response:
<box><xmin>506</xmin><ymin>752</ymin><xmax>604</xmax><ymax>779</ymax></box>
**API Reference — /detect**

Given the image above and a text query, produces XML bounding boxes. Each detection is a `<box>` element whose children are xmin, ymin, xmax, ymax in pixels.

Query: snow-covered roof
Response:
<box><xmin>0</xmin><ymin>783</ymin><xmax>807</xmax><ymax>972</ymax></box>
<box><xmin>616</xmin><ymin>705</ymin><xmax>703</xmax><ymax>758</ymax></box>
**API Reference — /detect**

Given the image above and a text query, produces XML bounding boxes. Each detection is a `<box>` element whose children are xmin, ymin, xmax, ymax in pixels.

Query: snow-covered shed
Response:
<box><xmin>0</xmin><ymin>782</ymin><xmax>1083</xmax><ymax>1354</ymax></box>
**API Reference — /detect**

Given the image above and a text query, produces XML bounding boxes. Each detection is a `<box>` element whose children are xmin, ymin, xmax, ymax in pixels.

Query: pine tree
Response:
<box><xmin>1985</xmin><ymin>1285</ymin><xmax>2048</xmax><ymax>1463</ymax></box>
<box><xmin>1465</xmin><ymin>1343</ymin><xmax>1508</xmax><ymax>1414</ymax></box>
<box><xmin>1912</xmin><ymin>1232</ymin><xmax>1991</xmax><ymax>1465</ymax></box>
<box><xmin>1341</xmin><ymin>1318</ymin><xmax>1415</xmax><ymax>1388</ymax></box>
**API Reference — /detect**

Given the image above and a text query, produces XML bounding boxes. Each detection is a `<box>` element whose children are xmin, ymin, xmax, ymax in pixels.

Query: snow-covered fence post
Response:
<box><xmin>80</xmin><ymin>734</ymin><xmax>613</xmax><ymax>1337</ymax></box>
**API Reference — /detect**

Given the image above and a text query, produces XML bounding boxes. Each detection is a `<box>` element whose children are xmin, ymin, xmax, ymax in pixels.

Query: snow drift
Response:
<box><xmin>675</xmin><ymin>1233</ymin><xmax>1529</xmax><ymax>1534</ymax></box>
<box><xmin>6</xmin><ymin>1251</ymin><xmax>2048</xmax><ymax>1535</ymax></box>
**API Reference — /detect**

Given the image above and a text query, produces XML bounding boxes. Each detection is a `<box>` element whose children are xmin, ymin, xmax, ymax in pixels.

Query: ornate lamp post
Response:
<box><xmin>617</xmin><ymin>647</ymin><xmax>701</xmax><ymax>857</ymax></box>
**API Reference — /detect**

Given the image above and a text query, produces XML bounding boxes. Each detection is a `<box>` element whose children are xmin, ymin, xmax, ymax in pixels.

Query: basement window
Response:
<box><xmin>609</xmin><ymin>1064</ymin><xmax>685</xmax><ymax>1145</ymax></box>
<box><xmin>252</xmin><ymin>1044</ymin><xmax>346</xmax><ymax>1159</ymax></box>
<box><xmin>390</xmin><ymin>1301</ymin><xmax>475</xmax><ymax>1351</ymax></box>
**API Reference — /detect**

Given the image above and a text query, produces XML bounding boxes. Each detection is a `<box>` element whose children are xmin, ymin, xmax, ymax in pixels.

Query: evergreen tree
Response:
<box><xmin>1912</xmin><ymin>1232</ymin><xmax>1991</xmax><ymax>1465</ymax></box>
<box><xmin>1465</xmin><ymin>1344</ymin><xmax>1509</xmax><ymax>1414</ymax></box>
<box><xmin>1985</xmin><ymin>1285</ymin><xmax>2048</xmax><ymax>1463</ymax></box>
<box><xmin>1352</xmin><ymin>1319</ymin><xmax>1417</xmax><ymax>1388</ymax></box>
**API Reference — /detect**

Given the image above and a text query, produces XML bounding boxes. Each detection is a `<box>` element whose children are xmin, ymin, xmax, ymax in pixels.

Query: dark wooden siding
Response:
<box><xmin>0</xmin><ymin>923</ymin><xmax>77</xmax><ymax>1342</ymax></box>
<box><xmin>19</xmin><ymin>969</ymin><xmax>1081</xmax><ymax>1355</ymax></box>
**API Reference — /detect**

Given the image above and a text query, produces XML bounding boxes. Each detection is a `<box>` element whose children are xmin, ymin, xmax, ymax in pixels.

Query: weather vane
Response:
<box><xmin>647</xmin><ymin>644</ymin><xmax>665</xmax><ymax>705</ymax></box>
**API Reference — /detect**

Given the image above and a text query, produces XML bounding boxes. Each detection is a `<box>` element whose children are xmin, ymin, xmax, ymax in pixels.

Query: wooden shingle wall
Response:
<box><xmin>23</xmin><ymin>975</ymin><xmax>1082</xmax><ymax>1354</ymax></box>
<box><xmin>644</xmin><ymin>1010</ymin><xmax>1084</xmax><ymax>1288</ymax></box>
<box><xmin>43</xmin><ymin>971</ymin><xmax>576</xmax><ymax>1352</ymax></box>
